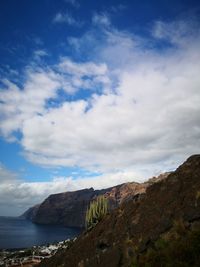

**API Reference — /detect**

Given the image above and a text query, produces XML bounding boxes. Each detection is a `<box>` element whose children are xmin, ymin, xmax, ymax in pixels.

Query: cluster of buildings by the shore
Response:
<box><xmin>0</xmin><ymin>238</ymin><xmax>76</xmax><ymax>267</ymax></box>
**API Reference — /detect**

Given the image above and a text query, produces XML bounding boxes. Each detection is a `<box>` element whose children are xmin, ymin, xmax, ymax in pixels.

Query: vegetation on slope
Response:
<box><xmin>131</xmin><ymin>220</ymin><xmax>200</xmax><ymax>267</ymax></box>
<box><xmin>39</xmin><ymin>155</ymin><xmax>200</xmax><ymax>267</ymax></box>
<box><xmin>85</xmin><ymin>195</ymin><xmax>108</xmax><ymax>229</ymax></box>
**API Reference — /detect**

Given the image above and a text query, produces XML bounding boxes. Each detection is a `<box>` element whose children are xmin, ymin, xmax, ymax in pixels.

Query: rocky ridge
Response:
<box><xmin>22</xmin><ymin>174</ymin><xmax>168</xmax><ymax>228</ymax></box>
<box><xmin>38</xmin><ymin>155</ymin><xmax>200</xmax><ymax>267</ymax></box>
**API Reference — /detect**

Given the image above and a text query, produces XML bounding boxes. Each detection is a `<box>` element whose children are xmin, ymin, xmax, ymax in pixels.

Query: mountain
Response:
<box><xmin>22</xmin><ymin>183</ymin><xmax>145</xmax><ymax>228</ymax></box>
<box><xmin>22</xmin><ymin>174</ymin><xmax>168</xmax><ymax>228</ymax></box>
<box><xmin>39</xmin><ymin>155</ymin><xmax>200</xmax><ymax>267</ymax></box>
<box><xmin>20</xmin><ymin>204</ymin><xmax>40</xmax><ymax>220</ymax></box>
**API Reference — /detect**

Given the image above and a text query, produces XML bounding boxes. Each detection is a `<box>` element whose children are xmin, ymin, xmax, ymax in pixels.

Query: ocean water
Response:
<box><xmin>0</xmin><ymin>216</ymin><xmax>82</xmax><ymax>249</ymax></box>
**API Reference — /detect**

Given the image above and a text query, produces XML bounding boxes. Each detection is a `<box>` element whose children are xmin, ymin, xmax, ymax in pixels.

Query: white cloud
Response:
<box><xmin>0</xmin><ymin>169</ymin><xmax>143</xmax><ymax>216</ymax></box>
<box><xmin>58</xmin><ymin>57</ymin><xmax>111</xmax><ymax>92</ymax></box>
<box><xmin>53</xmin><ymin>12</ymin><xmax>83</xmax><ymax>27</ymax></box>
<box><xmin>34</xmin><ymin>49</ymin><xmax>48</xmax><ymax>60</ymax></box>
<box><xmin>58</xmin><ymin>58</ymin><xmax>108</xmax><ymax>76</ymax></box>
<box><xmin>0</xmin><ymin>163</ymin><xmax>19</xmax><ymax>184</ymax></box>
<box><xmin>0</xmin><ymin>68</ymin><xmax>61</xmax><ymax>139</ymax></box>
<box><xmin>152</xmin><ymin>19</ymin><xmax>200</xmax><ymax>47</ymax></box>
<box><xmin>21</xmin><ymin>22</ymin><xmax>200</xmax><ymax>173</ymax></box>
<box><xmin>67</xmin><ymin>27</ymin><xmax>146</xmax><ymax>70</ymax></box>
<box><xmin>1</xmin><ymin>18</ymin><xmax>200</xmax><ymax>216</ymax></box>
<box><xmin>0</xmin><ymin>18</ymin><xmax>200</xmax><ymax>187</ymax></box>
<box><xmin>92</xmin><ymin>13</ymin><xmax>111</xmax><ymax>27</ymax></box>
<box><xmin>0</xmin><ymin>59</ymin><xmax>110</xmax><ymax>140</ymax></box>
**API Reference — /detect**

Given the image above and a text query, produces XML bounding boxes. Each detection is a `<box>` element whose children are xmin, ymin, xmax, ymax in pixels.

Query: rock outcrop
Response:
<box><xmin>39</xmin><ymin>155</ymin><xmax>200</xmax><ymax>267</ymax></box>
<box><xmin>22</xmin><ymin>174</ymin><xmax>167</xmax><ymax>228</ymax></box>
<box><xmin>32</xmin><ymin>188</ymin><xmax>96</xmax><ymax>227</ymax></box>
<box><xmin>20</xmin><ymin>204</ymin><xmax>40</xmax><ymax>221</ymax></box>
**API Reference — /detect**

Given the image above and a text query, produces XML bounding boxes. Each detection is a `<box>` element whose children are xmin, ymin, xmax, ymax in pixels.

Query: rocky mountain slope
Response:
<box><xmin>39</xmin><ymin>155</ymin><xmax>200</xmax><ymax>267</ymax></box>
<box><xmin>21</xmin><ymin>204</ymin><xmax>40</xmax><ymax>221</ymax></box>
<box><xmin>23</xmin><ymin>175</ymin><xmax>168</xmax><ymax>227</ymax></box>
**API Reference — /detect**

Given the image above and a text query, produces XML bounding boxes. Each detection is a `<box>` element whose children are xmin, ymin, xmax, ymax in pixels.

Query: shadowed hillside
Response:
<box><xmin>22</xmin><ymin>177</ymin><xmax>168</xmax><ymax>227</ymax></box>
<box><xmin>39</xmin><ymin>155</ymin><xmax>200</xmax><ymax>267</ymax></box>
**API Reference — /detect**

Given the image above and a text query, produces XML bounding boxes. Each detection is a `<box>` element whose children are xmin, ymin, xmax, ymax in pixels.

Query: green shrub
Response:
<box><xmin>85</xmin><ymin>195</ymin><xmax>108</xmax><ymax>230</ymax></box>
<box><xmin>133</xmin><ymin>228</ymin><xmax>200</xmax><ymax>267</ymax></box>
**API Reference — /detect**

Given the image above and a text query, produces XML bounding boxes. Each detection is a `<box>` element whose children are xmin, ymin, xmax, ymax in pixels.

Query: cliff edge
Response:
<box><xmin>39</xmin><ymin>155</ymin><xmax>200</xmax><ymax>267</ymax></box>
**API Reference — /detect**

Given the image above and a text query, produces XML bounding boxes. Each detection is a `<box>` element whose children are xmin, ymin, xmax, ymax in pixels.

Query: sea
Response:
<box><xmin>0</xmin><ymin>216</ymin><xmax>82</xmax><ymax>249</ymax></box>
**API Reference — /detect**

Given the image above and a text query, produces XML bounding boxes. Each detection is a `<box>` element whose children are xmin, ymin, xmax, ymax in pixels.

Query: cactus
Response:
<box><xmin>85</xmin><ymin>195</ymin><xmax>108</xmax><ymax>229</ymax></box>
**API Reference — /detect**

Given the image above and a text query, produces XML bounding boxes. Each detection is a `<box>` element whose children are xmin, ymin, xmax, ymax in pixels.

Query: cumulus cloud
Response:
<box><xmin>0</xmin><ymin>170</ymin><xmax>143</xmax><ymax>216</ymax></box>
<box><xmin>0</xmin><ymin>68</ymin><xmax>61</xmax><ymax>139</ymax></box>
<box><xmin>20</xmin><ymin>20</ymin><xmax>200</xmax><ymax>173</ymax></box>
<box><xmin>0</xmin><ymin>18</ymin><xmax>200</xmax><ymax>215</ymax></box>
<box><xmin>0</xmin><ymin>59</ymin><xmax>109</xmax><ymax>140</ymax></box>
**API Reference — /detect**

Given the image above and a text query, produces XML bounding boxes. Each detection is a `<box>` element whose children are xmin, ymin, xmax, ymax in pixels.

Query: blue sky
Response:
<box><xmin>0</xmin><ymin>0</ymin><xmax>200</xmax><ymax>215</ymax></box>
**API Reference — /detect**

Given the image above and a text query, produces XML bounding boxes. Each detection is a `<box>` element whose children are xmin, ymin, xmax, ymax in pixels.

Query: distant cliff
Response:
<box><xmin>22</xmin><ymin>175</ymin><xmax>168</xmax><ymax>228</ymax></box>
<box><xmin>39</xmin><ymin>155</ymin><xmax>200</xmax><ymax>267</ymax></box>
<box><xmin>33</xmin><ymin>188</ymin><xmax>101</xmax><ymax>228</ymax></box>
<box><xmin>20</xmin><ymin>204</ymin><xmax>40</xmax><ymax>220</ymax></box>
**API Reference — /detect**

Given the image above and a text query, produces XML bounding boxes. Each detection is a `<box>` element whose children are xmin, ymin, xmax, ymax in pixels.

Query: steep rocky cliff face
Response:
<box><xmin>20</xmin><ymin>204</ymin><xmax>40</xmax><ymax>220</ymax></box>
<box><xmin>39</xmin><ymin>155</ymin><xmax>200</xmax><ymax>267</ymax></box>
<box><xmin>23</xmin><ymin>182</ymin><xmax>149</xmax><ymax>227</ymax></box>
<box><xmin>32</xmin><ymin>188</ymin><xmax>96</xmax><ymax>227</ymax></box>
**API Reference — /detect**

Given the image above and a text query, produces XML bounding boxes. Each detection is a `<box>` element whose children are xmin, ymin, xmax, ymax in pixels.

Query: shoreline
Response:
<box><xmin>0</xmin><ymin>216</ymin><xmax>83</xmax><ymax>252</ymax></box>
<box><xmin>0</xmin><ymin>237</ymin><xmax>77</xmax><ymax>267</ymax></box>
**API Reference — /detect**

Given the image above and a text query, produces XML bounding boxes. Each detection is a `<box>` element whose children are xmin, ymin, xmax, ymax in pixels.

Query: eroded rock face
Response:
<box><xmin>39</xmin><ymin>155</ymin><xmax>200</xmax><ymax>267</ymax></box>
<box><xmin>32</xmin><ymin>188</ymin><xmax>96</xmax><ymax>227</ymax></box>
<box><xmin>22</xmin><ymin>181</ymin><xmax>149</xmax><ymax>227</ymax></box>
<box><xmin>20</xmin><ymin>204</ymin><xmax>40</xmax><ymax>220</ymax></box>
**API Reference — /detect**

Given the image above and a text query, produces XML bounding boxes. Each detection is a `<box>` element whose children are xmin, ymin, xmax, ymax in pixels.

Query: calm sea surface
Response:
<box><xmin>0</xmin><ymin>216</ymin><xmax>82</xmax><ymax>249</ymax></box>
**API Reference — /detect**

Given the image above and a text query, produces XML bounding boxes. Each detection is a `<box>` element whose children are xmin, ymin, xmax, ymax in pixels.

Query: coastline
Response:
<box><xmin>0</xmin><ymin>238</ymin><xmax>77</xmax><ymax>267</ymax></box>
<box><xmin>0</xmin><ymin>216</ymin><xmax>82</xmax><ymax>251</ymax></box>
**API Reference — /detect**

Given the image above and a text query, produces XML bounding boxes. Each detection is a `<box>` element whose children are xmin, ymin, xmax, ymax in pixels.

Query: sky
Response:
<box><xmin>0</xmin><ymin>0</ymin><xmax>200</xmax><ymax>216</ymax></box>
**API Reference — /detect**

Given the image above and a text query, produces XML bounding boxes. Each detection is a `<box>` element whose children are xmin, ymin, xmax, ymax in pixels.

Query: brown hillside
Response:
<box><xmin>23</xmin><ymin>178</ymin><xmax>163</xmax><ymax>227</ymax></box>
<box><xmin>39</xmin><ymin>155</ymin><xmax>200</xmax><ymax>267</ymax></box>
